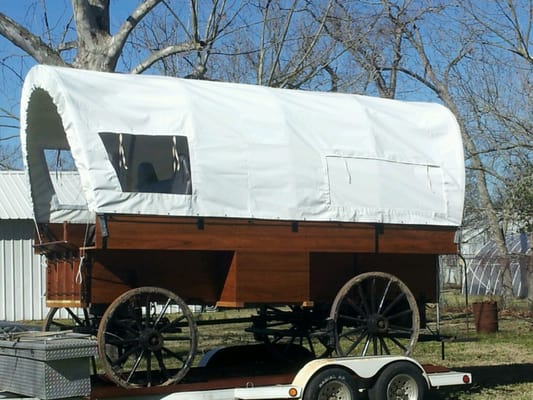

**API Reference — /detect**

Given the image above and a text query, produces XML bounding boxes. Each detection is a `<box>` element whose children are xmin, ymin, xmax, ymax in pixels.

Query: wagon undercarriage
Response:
<box><xmin>37</xmin><ymin>217</ymin><xmax>454</xmax><ymax>388</ymax></box>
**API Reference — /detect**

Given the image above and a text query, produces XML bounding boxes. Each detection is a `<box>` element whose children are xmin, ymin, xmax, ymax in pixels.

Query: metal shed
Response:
<box><xmin>0</xmin><ymin>170</ymin><xmax>79</xmax><ymax>321</ymax></box>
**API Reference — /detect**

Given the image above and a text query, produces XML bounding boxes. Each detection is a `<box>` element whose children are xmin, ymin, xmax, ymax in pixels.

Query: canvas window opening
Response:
<box><xmin>43</xmin><ymin>148</ymin><xmax>87</xmax><ymax>210</ymax></box>
<box><xmin>99</xmin><ymin>133</ymin><xmax>192</xmax><ymax>195</ymax></box>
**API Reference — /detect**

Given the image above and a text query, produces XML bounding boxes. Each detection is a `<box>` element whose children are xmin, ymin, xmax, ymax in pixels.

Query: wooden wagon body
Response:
<box><xmin>41</xmin><ymin>217</ymin><xmax>455</xmax><ymax>309</ymax></box>
<box><xmin>21</xmin><ymin>65</ymin><xmax>464</xmax><ymax>388</ymax></box>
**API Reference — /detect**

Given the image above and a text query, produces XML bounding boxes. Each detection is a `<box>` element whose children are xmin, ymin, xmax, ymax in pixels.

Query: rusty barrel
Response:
<box><xmin>472</xmin><ymin>301</ymin><xmax>498</xmax><ymax>333</ymax></box>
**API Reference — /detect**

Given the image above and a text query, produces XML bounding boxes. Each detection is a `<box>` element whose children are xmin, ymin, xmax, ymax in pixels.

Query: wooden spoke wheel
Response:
<box><xmin>330</xmin><ymin>272</ymin><xmax>420</xmax><ymax>357</ymax></box>
<box><xmin>97</xmin><ymin>287</ymin><xmax>198</xmax><ymax>388</ymax></box>
<box><xmin>43</xmin><ymin>307</ymin><xmax>99</xmax><ymax>375</ymax></box>
<box><xmin>42</xmin><ymin>307</ymin><xmax>97</xmax><ymax>334</ymax></box>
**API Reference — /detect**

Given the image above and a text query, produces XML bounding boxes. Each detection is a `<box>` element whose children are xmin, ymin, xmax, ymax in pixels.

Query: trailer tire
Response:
<box><xmin>303</xmin><ymin>367</ymin><xmax>359</xmax><ymax>400</ymax></box>
<box><xmin>368</xmin><ymin>361</ymin><xmax>426</xmax><ymax>400</ymax></box>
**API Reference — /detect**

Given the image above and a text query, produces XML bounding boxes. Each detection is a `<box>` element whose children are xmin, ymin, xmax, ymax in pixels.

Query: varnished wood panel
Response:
<box><xmin>309</xmin><ymin>253</ymin><xmax>357</xmax><ymax>302</ymax></box>
<box><xmin>218</xmin><ymin>251</ymin><xmax>310</xmax><ymax>306</ymax></box>
<box><xmin>88</xmin><ymin>250</ymin><xmax>230</xmax><ymax>304</ymax></box>
<box><xmin>356</xmin><ymin>253</ymin><xmax>438</xmax><ymax>302</ymax></box>
<box><xmin>377</xmin><ymin>225</ymin><xmax>457</xmax><ymax>254</ymax></box>
<box><xmin>46</xmin><ymin>257</ymin><xmax>85</xmax><ymax>307</ymax></box>
<box><xmin>96</xmin><ymin>216</ymin><xmax>376</xmax><ymax>253</ymax></box>
<box><xmin>88</xmin><ymin>260</ymin><xmax>132</xmax><ymax>305</ymax></box>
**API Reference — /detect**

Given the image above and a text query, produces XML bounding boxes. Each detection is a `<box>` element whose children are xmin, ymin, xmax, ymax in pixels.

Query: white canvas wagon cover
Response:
<box><xmin>21</xmin><ymin>65</ymin><xmax>464</xmax><ymax>226</ymax></box>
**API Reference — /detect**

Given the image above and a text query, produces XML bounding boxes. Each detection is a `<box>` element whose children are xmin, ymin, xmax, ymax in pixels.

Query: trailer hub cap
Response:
<box><xmin>387</xmin><ymin>373</ymin><xmax>418</xmax><ymax>399</ymax></box>
<box><xmin>318</xmin><ymin>380</ymin><xmax>351</xmax><ymax>400</ymax></box>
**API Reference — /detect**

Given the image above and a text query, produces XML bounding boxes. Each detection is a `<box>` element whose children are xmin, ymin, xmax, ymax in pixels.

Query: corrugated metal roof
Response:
<box><xmin>0</xmin><ymin>170</ymin><xmax>33</xmax><ymax>219</ymax></box>
<box><xmin>0</xmin><ymin>170</ymin><xmax>83</xmax><ymax>220</ymax></box>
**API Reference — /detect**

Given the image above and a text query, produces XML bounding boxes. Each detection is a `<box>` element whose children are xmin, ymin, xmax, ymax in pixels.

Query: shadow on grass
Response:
<box><xmin>427</xmin><ymin>363</ymin><xmax>533</xmax><ymax>399</ymax></box>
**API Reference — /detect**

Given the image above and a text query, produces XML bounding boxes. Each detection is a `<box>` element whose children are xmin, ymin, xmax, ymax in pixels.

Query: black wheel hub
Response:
<box><xmin>140</xmin><ymin>328</ymin><xmax>164</xmax><ymax>352</ymax></box>
<box><xmin>367</xmin><ymin>314</ymin><xmax>389</xmax><ymax>334</ymax></box>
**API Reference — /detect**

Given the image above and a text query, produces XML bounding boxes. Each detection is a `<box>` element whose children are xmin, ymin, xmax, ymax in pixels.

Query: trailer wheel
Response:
<box><xmin>97</xmin><ymin>286</ymin><xmax>198</xmax><ymax>388</ymax></box>
<box><xmin>303</xmin><ymin>368</ymin><xmax>359</xmax><ymax>400</ymax></box>
<box><xmin>368</xmin><ymin>361</ymin><xmax>426</xmax><ymax>400</ymax></box>
<box><xmin>330</xmin><ymin>272</ymin><xmax>420</xmax><ymax>357</ymax></box>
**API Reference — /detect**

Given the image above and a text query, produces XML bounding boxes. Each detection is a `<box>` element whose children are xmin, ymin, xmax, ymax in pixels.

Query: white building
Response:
<box><xmin>0</xmin><ymin>170</ymin><xmax>46</xmax><ymax>320</ymax></box>
<box><xmin>0</xmin><ymin>170</ymin><xmax>80</xmax><ymax>321</ymax></box>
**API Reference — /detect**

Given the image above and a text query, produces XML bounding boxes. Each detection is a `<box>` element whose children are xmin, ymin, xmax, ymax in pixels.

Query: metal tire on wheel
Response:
<box><xmin>97</xmin><ymin>286</ymin><xmax>198</xmax><ymax>388</ymax></box>
<box><xmin>368</xmin><ymin>361</ymin><xmax>426</xmax><ymax>400</ymax></box>
<box><xmin>330</xmin><ymin>272</ymin><xmax>420</xmax><ymax>357</ymax></box>
<box><xmin>303</xmin><ymin>367</ymin><xmax>359</xmax><ymax>400</ymax></box>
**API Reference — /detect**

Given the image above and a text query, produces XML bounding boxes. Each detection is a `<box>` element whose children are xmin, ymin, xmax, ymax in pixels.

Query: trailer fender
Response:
<box><xmin>292</xmin><ymin>356</ymin><xmax>429</xmax><ymax>392</ymax></box>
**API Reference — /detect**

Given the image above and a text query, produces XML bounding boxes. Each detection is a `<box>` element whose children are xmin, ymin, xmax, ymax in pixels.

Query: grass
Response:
<box><xmin>418</xmin><ymin>314</ymin><xmax>533</xmax><ymax>399</ymax></box>
<box><xmin>412</xmin><ymin>294</ymin><xmax>533</xmax><ymax>400</ymax></box>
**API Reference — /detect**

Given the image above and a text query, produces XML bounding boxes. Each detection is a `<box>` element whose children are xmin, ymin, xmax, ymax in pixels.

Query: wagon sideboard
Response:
<box><xmin>39</xmin><ymin>216</ymin><xmax>455</xmax><ymax>308</ymax></box>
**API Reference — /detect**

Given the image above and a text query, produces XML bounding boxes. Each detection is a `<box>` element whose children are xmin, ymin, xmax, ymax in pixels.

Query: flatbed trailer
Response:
<box><xmin>98</xmin><ymin>356</ymin><xmax>471</xmax><ymax>400</ymax></box>
<box><xmin>1</xmin><ymin>350</ymin><xmax>471</xmax><ymax>400</ymax></box>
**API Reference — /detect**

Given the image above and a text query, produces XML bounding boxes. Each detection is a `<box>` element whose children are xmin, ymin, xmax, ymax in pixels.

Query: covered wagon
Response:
<box><xmin>20</xmin><ymin>65</ymin><xmax>465</xmax><ymax>387</ymax></box>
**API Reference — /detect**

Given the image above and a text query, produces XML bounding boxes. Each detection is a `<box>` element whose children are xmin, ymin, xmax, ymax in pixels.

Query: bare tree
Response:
<box><xmin>323</xmin><ymin>0</ymin><xmax>532</xmax><ymax>308</ymax></box>
<box><xmin>0</xmin><ymin>1</ymin><xmax>207</xmax><ymax>72</ymax></box>
<box><xmin>131</xmin><ymin>0</ymin><xmax>343</xmax><ymax>89</ymax></box>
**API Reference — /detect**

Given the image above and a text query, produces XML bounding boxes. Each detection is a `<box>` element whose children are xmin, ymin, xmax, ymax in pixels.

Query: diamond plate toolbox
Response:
<box><xmin>0</xmin><ymin>333</ymin><xmax>97</xmax><ymax>399</ymax></box>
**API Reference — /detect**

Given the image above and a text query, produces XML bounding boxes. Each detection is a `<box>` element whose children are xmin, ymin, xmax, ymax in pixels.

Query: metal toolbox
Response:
<box><xmin>0</xmin><ymin>332</ymin><xmax>97</xmax><ymax>399</ymax></box>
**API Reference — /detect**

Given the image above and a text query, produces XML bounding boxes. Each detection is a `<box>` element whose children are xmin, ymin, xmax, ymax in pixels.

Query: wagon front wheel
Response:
<box><xmin>42</xmin><ymin>307</ymin><xmax>95</xmax><ymax>333</ymax></box>
<box><xmin>330</xmin><ymin>272</ymin><xmax>420</xmax><ymax>357</ymax></box>
<box><xmin>97</xmin><ymin>287</ymin><xmax>198</xmax><ymax>388</ymax></box>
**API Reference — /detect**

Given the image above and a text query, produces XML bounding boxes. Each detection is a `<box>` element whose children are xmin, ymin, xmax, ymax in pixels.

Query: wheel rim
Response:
<box><xmin>43</xmin><ymin>307</ymin><xmax>95</xmax><ymax>334</ymax></box>
<box><xmin>386</xmin><ymin>373</ymin><xmax>419</xmax><ymax>400</ymax></box>
<box><xmin>97</xmin><ymin>287</ymin><xmax>198</xmax><ymax>388</ymax></box>
<box><xmin>330</xmin><ymin>272</ymin><xmax>420</xmax><ymax>357</ymax></box>
<box><xmin>318</xmin><ymin>380</ymin><xmax>352</xmax><ymax>400</ymax></box>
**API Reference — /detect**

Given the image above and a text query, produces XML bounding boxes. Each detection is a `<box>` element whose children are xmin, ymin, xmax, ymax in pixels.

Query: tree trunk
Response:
<box><xmin>525</xmin><ymin>231</ymin><xmax>533</xmax><ymax>316</ymax></box>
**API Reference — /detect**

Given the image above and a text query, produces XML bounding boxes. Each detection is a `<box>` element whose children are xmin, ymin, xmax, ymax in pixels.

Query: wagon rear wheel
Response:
<box><xmin>330</xmin><ymin>272</ymin><xmax>420</xmax><ymax>357</ymax></box>
<box><xmin>97</xmin><ymin>287</ymin><xmax>198</xmax><ymax>388</ymax></box>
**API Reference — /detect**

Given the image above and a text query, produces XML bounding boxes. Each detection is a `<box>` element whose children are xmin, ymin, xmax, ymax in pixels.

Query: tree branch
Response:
<box><xmin>109</xmin><ymin>0</ymin><xmax>163</xmax><ymax>64</ymax></box>
<box><xmin>130</xmin><ymin>41</ymin><xmax>205</xmax><ymax>74</ymax></box>
<box><xmin>0</xmin><ymin>12</ymin><xmax>67</xmax><ymax>66</ymax></box>
<box><xmin>267</xmin><ymin>0</ymin><xmax>297</xmax><ymax>86</ymax></box>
